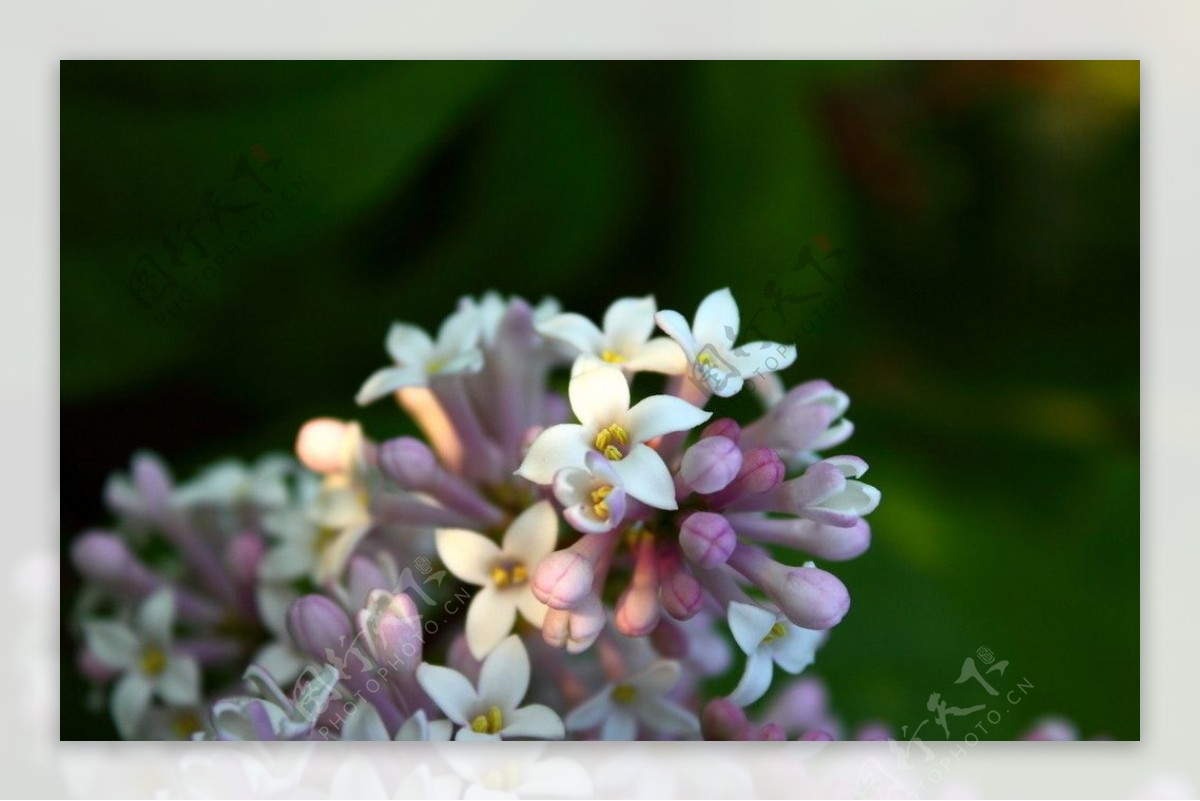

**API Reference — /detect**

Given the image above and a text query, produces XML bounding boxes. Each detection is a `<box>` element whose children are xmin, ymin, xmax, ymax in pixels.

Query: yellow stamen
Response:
<box><xmin>491</xmin><ymin>561</ymin><xmax>529</xmax><ymax>589</ymax></box>
<box><xmin>313</xmin><ymin>527</ymin><xmax>340</xmax><ymax>555</ymax></box>
<box><xmin>601</xmin><ymin>349</ymin><xmax>626</xmax><ymax>364</ymax></box>
<box><xmin>140</xmin><ymin>647</ymin><xmax>167</xmax><ymax>676</ymax></box>
<box><xmin>590</xmin><ymin>485</ymin><xmax>614</xmax><ymax>520</ymax></box>
<box><xmin>761</xmin><ymin>621</ymin><xmax>788</xmax><ymax>644</ymax></box>
<box><xmin>611</xmin><ymin>684</ymin><xmax>637</xmax><ymax>704</ymax></box>
<box><xmin>171</xmin><ymin>710</ymin><xmax>202</xmax><ymax>738</ymax></box>
<box><xmin>595</xmin><ymin>424</ymin><xmax>629</xmax><ymax>460</ymax></box>
<box><xmin>471</xmin><ymin>705</ymin><xmax>504</xmax><ymax>734</ymax></box>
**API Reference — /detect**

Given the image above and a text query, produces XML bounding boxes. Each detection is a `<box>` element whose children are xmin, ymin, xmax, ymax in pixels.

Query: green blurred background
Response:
<box><xmin>60</xmin><ymin>61</ymin><xmax>1139</xmax><ymax>740</ymax></box>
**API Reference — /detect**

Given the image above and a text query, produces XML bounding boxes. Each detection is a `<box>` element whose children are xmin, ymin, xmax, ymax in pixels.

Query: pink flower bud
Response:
<box><xmin>659</xmin><ymin>552</ymin><xmax>703</xmax><ymax>620</ymax></box>
<box><xmin>702</xmin><ymin>698</ymin><xmax>749</xmax><ymax>740</ymax></box>
<box><xmin>225</xmin><ymin>532</ymin><xmax>264</xmax><ymax>586</ymax></box>
<box><xmin>358</xmin><ymin>589</ymin><xmax>423</xmax><ymax>671</ymax></box>
<box><xmin>295</xmin><ymin>418</ymin><xmax>349</xmax><ymax>474</ymax></box>
<box><xmin>679</xmin><ymin>512</ymin><xmax>736</xmax><ymax>569</ymax></box>
<box><xmin>71</xmin><ymin>531</ymin><xmax>136</xmax><ymax>585</ymax></box>
<box><xmin>532</xmin><ymin>535</ymin><xmax>610</xmax><ymax>610</ymax></box>
<box><xmin>702</xmin><ymin>418</ymin><xmax>741</xmax><ymax>441</ymax></box>
<box><xmin>614</xmin><ymin>536</ymin><xmax>660</xmax><ymax>636</ymax></box>
<box><xmin>680</xmin><ymin>436</ymin><xmax>743</xmax><ymax>494</ymax></box>
<box><xmin>728</xmin><ymin>546</ymin><xmax>850</xmax><ymax>630</ymax></box>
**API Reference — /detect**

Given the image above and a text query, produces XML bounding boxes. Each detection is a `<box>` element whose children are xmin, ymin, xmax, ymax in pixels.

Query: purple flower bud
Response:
<box><xmin>727</xmin><ymin>546</ymin><xmax>850</xmax><ymax>629</ymax></box>
<box><xmin>679</xmin><ymin>512</ymin><xmax>736</xmax><ymax>569</ymax></box>
<box><xmin>737</xmin><ymin>448</ymin><xmax>786</xmax><ymax>494</ymax></box>
<box><xmin>378</xmin><ymin>437</ymin><xmax>437</xmax><ymax>489</ymax></box>
<box><xmin>287</xmin><ymin>595</ymin><xmax>353</xmax><ymax>662</ymax></box>
<box><xmin>741</xmin><ymin>379</ymin><xmax>851</xmax><ymax>455</ymax></box>
<box><xmin>799</xmin><ymin>729</ymin><xmax>835</xmax><ymax>741</ymax></box>
<box><xmin>358</xmin><ymin>590</ymin><xmax>423</xmax><ymax>672</ymax></box>
<box><xmin>680</xmin><ymin>436</ymin><xmax>743</xmax><ymax>494</ymax></box>
<box><xmin>702</xmin><ymin>698</ymin><xmax>749</xmax><ymax>740</ymax></box>
<box><xmin>701</xmin><ymin>418</ymin><xmax>741</xmax><ymax>442</ymax></box>
<box><xmin>71</xmin><ymin>531</ymin><xmax>137</xmax><ymax>585</ymax></box>
<box><xmin>649</xmin><ymin>618</ymin><xmax>689</xmax><ymax>659</ymax></box>
<box><xmin>758</xmin><ymin>723</ymin><xmax>787</xmax><ymax>741</ymax></box>
<box><xmin>132</xmin><ymin>452</ymin><xmax>174</xmax><ymax>520</ymax></box>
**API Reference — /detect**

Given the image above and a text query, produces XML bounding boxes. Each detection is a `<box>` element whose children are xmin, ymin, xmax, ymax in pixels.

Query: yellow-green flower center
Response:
<box><xmin>491</xmin><ymin>561</ymin><xmax>529</xmax><ymax>589</ymax></box>
<box><xmin>601</xmin><ymin>349</ymin><xmax>626</xmax><ymax>364</ymax></box>
<box><xmin>761</xmin><ymin>621</ymin><xmax>787</xmax><ymax>644</ymax></box>
<box><xmin>611</xmin><ymin>684</ymin><xmax>637</xmax><ymax>704</ymax></box>
<box><xmin>140</xmin><ymin>646</ymin><xmax>167</xmax><ymax>676</ymax></box>
<box><xmin>471</xmin><ymin>705</ymin><xmax>504</xmax><ymax>734</ymax></box>
<box><xmin>594</xmin><ymin>423</ymin><xmax>630</xmax><ymax>461</ymax></box>
<box><xmin>313</xmin><ymin>526</ymin><xmax>340</xmax><ymax>555</ymax></box>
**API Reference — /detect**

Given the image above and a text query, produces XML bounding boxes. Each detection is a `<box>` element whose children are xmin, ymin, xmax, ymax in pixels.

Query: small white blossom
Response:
<box><xmin>436</xmin><ymin>501</ymin><xmax>557</xmax><ymax>658</ymax></box>
<box><xmin>516</xmin><ymin>364</ymin><xmax>710</xmax><ymax>510</ymax></box>
<box><xmin>340</xmin><ymin>705</ymin><xmax>453</xmax><ymax>741</ymax></box>
<box><xmin>553</xmin><ymin>450</ymin><xmax>627</xmax><ymax>534</ymax></box>
<box><xmin>171</xmin><ymin>453</ymin><xmax>295</xmax><ymax>510</ymax></box>
<box><xmin>726</xmin><ymin>601</ymin><xmax>824</xmax><ymax>707</ymax></box>
<box><xmin>655</xmin><ymin>287</ymin><xmax>797</xmax><ymax>397</ymax></box>
<box><xmin>356</xmin><ymin>307</ymin><xmax>484</xmax><ymax>405</ymax></box>
<box><xmin>564</xmin><ymin>659</ymin><xmax>699</xmax><ymax>740</ymax></box>
<box><xmin>417</xmin><ymin>635</ymin><xmax>565</xmax><ymax>741</ymax></box>
<box><xmin>537</xmin><ymin>295</ymin><xmax>686</xmax><ymax>376</ymax></box>
<box><xmin>83</xmin><ymin>588</ymin><xmax>200</xmax><ymax>738</ymax></box>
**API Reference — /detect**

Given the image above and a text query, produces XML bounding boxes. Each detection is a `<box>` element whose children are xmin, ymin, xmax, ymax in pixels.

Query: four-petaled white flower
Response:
<box><xmin>516</xmin><ymin>364</ymin><xmax>711</xmax><ymax>510</ymax></box>
<box><xmin>204</xmin><ymin>663</ymin><xmax>340</xmax><ymax>741</ymax></box>
<box><xmin>83</xmin><ymin>588</ymin><xmax>200</xmax><ymax>738</ymax></box>
<box><xmin>171</xmin><ymin>453</ymin><xmax>294</xmax><ymax>510</ymax></box>
<box><xmin>437</xmin><ymin>500</ymin><xmax>558</xmax><ymax>658</ymax></box>
<box><xmin>417</xmin><ymin>634</ymin><xmax>565</xmax><ymax>741</ymax></box>
<box><xmin>726</xmin><ymin>601</ymin><xmax>824</xmax><ymax>708</ymax></box>
<box><xmin>553</xmin><ymin>450</ymin><xmax>628</xmax><ymax>534</ymax></box>
<box><xmin>564</xmin><ymin>659</ymin><xmax>699</xmax><ymax>740</ymax></box>
<box><xmin>537</xmin><ymin>295</ymin><xmax>686</xmax><ymax>376</ymax></box>
<box><xmin>356</xmin><ymin>306</ymin><xmax>484</xmax><ymax>405</ymax></box>
<box><xmin>655</xmin><ymin>287</ymin><xmax>797</xmax><ymax>397</ymax></box>
<box><xmin>260</xmin><ymin>427</ymin><xmax>374</xmax><ymax>586</ymax></box>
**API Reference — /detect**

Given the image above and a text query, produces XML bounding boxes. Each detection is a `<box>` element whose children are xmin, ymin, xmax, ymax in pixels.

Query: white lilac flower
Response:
<box><xmin>356</xmin><ymin>306</ymin><xmax>484</xmax><ymax>405</ymax></box>
<box><xmin>82</xmin><ymin>588</ymin><xmax>200</xmax><ymax>738</ymax></box>
<box><xmin>655</xmin><ymin>287</ymin><xmax>797</xmax><ymax>397</ymax></box>
<box><xmin>170</xmin><ymin>453</ymin><xmax>295</xmax><ymax>510</ymax></box>
<box><xmin>552</xmin><ymin>450</ymin><xmax>628</xmax><ymax>534</ymax></box>
<box><xmin>340</xmin><ymin>704</ymin><xmax>453</xmax><ymax>741</ymax></box>
<box><xmin>260</xmin><ymin>434</ymin><xmax>373</xmax><ymax>586</ymax></box>
<box><xmin>564</xmin><ymin>659</ymin><xmax>699</xmax><ymax>740</ymax></box>
<box><xmin>436</xmin><ymin>500</ymin><xmax>557</xmax><ymax>658</ymax></box>
<box><xmin>416</xmin><ymin>634</ymin><xmax>565</xmax><ymax>741</ymax></box>
<box><xmin>516</xmin><ymin>364</ymin><xmax>711</xmax><ymax>510</ymax></box>
<box><xmin>726</xmin><ymin>601</ymin><xmax>825</xmax><ymax>707</ymax></box>
<box><xmin>536</xmin><ymin>295</ymin><xmax>686</xmax><ymax>376</ymax></box>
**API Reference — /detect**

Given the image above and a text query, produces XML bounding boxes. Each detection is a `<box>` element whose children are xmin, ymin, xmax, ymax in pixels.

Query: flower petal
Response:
<box><xmin>465</xmin><ymin>586</ymin><xmax>518</xmax><ymax>659</ymax></box>
<box><xmin>156</xmin><ymin>655</ymin><xmax>200</xmax><ymax>705</ymax></box>
<box><xmin>624</xmin><ymin>394</ymin><xmax>712</xmax><ymax>443</ymax></box>
<box><xmin>568</xmin><ymin>364</ymin><xmax>630</xmax><ymax>430</ymax></box>
<box><xmin>552</xmin><ymin>466</ymin><xmax>592</xmax><ymax>507</ymax></box>
<box><xmin>772</xmin><ymin>626</ymin><xmax>823</xmax><ymax>674</ymax></box>
<box><xmin>385</xmin><ymin>322</ymin><xmax>434</xmax><ymax>364</ymax></box>
<box><xmin>503</xmin><ymin>703</ymin><xmax>565</xmax><ymax>740</ymax></box>
<box><xmin>356</xmin><ymin>365</ymin><xmax>428</xmax><ymax>405</ymax></box>
<box><xmin>692</xmin><ymin>287</ymin><xmax>740</xmax><ymax>350</ymax></box>
<box><xmin>341</xmin><ymin>701</ymin><xmax>390</xmax><ymax>741</ymax></box>
<box><xmin>515</xmin><ymin>585</ymin><xmax>549</xmax><ymax>628</ymax></box>
<box><xmin>624</xmin><ymin>337</ymin><xmax>688</xmax><ymax>375</ymax></box>
<box><xmin>727</xmin><ymin>601</ymin><xmax>778</xmax><ymax>655</ymax></box>
<box><xmin>609</xmin><ymin>444</ymin><xmax>677</xmax><ymax>511</ymax></box>
<box><xmin>416</xmin><ymin>663</ymin><xmax>479</xmax><ymax>725</ymax></box>
<box><xmin>111</xmin><ymin>672</ymin><xmax>153</xmax><ymax>739</ymax></box>
<box><xmin>250</xmin><ymin>641</ymin><xmax>306</xmax><ymax>686</ymax></box>
<box><xmin>536</xmin><ymin>313</ymin><xmax>605</xmax><ymax>355</ymax></box>
<box><xmin>653</xmin><ymin>309</ymin><xmax>698</xmax><ymax>360</ymax></box>
<box><xmin>600</xmin><ymin>710</ymin><xmax>637</xmax><ymax>741</ymax></box>
<box><xmin>629</xmin><ymin>659</ymin><xmax>682</xmax><ymax>695</ymax></box>
<box><xmin>564</xmin><ymin>687</ymin><xmax>614</xmax><ymax>732</ymax></box>
<box><xmin>729</xmin><ymin>341</ymin><xmax>797</xmax><ymax>377</ymax></box>
<box><xmin>602</xmin><ymin>296</ymin><xmax>656</xmax><ymax>356</ymax></box>
<box><xmin>515</xmin><ymin>424</ymin><xmax>588</xmax><ymax>485</ymax></box>
<box><xmin>501</xmin><ymin>500</ymin><xmax>559</xmax><ymax>565</ymax></box>
<box><xmin>478</xmin><ymin>634</ymin><xmax>530</xmax><ymax>711</ymax></box>
<box><xmin>727</xmin><ymin>649</ymin><xmax>775</xmax><ymax>707</ymax></box>
<box><xmin>83</xmin><ymin>621</ymin><xmax>139</xmax><ymax>669</ymax></box>
<box><xmin>137</xmin><ymin>588</ymin><xmax>175</xmax><ymax>646</ymax></box>
<box><xmin>436</xmin><ymin>528</ymin><xmax>503</xmax><ymax>586</ymax></box>
<box><xmin>435</xmin><ymin>306</ymin><xmax>483</xmax><ymax>357</ymax></box>
<box><xmin>636</xmin><ymin>695</ymin><xmax>701</xmax><ymax>736</ymax></box>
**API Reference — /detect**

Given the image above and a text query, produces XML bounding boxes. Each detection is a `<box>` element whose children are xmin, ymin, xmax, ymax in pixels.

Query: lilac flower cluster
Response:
<box><xmin>70</xmin><ymin>288</ymin><xmax>883</xmax><ymax>741</ymax></box>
